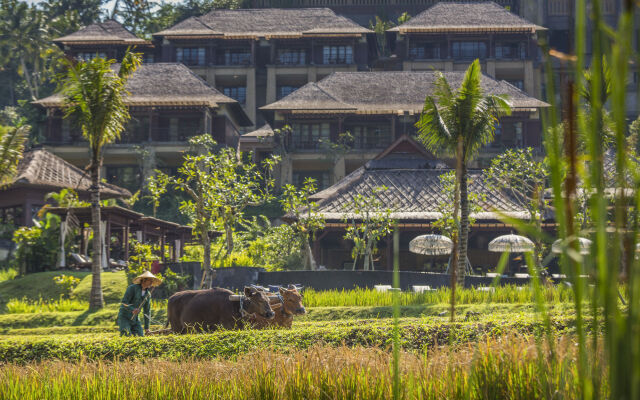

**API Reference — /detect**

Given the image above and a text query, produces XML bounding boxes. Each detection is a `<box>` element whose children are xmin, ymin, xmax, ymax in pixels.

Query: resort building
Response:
<box><xmin>52</xmin><ymin>19</ymin><xmax>155</xmax><ymax>63</ymax></box>
<box><xmin>303</xmin><ymin>135</ymin><xmax>544</xmax><ymax>271</ymax></box>
<box><xmin>34</xmin><ymin>63</ymin><xmax>251</xmax><ymax>192</ymax></box>
<box><xmin>387</xmin><ymin>2</ymin><xmax>545</xmax><ymax>98</ymax></box>
<box><xmin>247</xmin><ymin>70</ymin><xmax>547</xmax><ymax>190</ymax></box>
<box><xmin>152</xmin><ymin>8</ymin><xmax>373</xmax><ymax>128</ymax></box>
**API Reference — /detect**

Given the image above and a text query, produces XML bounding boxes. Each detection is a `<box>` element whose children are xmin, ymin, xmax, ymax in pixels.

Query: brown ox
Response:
<box><xmin>247</xmin><ymin>285</ymin><xmax>306</xmax><ymax>329</ymax></box>
<box><xmin>166</xmin><ymin>287</ymin><xmax>275</xmax><ymax>333</ymax></box>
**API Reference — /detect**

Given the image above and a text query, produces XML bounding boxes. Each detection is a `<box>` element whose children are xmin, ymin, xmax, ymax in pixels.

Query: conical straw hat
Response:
<box><xmin>133</xmin><ymin>270</ymin><xmax>162</xmax><ymax>286</ymax></box>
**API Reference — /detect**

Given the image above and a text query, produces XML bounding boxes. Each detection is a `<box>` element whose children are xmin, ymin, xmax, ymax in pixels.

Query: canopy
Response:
<box><xmin>409</xmin><ymin>234</ymin><xmax>453</xmax><ymax>256</ymax></box>
<box><xmin>488</xmin><ymin>234</ymin><xmax>534</xmax><ymax>253</ymax></box>
<box><xmin>552</xmin><ymin>237</ymin><xmax>592</xmax><ymax>255</ymax></box>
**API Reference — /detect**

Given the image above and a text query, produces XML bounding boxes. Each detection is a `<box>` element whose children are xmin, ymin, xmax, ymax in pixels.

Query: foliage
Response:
<box><xmin>281</xmin><ymin>179</ymin><xmax>325</xmax><ymax>270</ymax></box>
<box><xmin>44</xmin><ymin>188</ymin><xmax>89</xmax><ymax>208</ymax></box>
<box><xmin>484</xmin><ymin>148</ymin><xmax>548</xmax><ymax>267</ymax></box>
<box><xmin>369</xmin><ymin>16</ymin><xmax>394</xmax><ymax>57</ymax></box>
<box><xmin>125</xmin><ymin>240</ymin><xmax>188</xmax><ymax>296</ymax></box>
<box><xmin>144</xmin><ymin>170</ymin><xmax>170</xmax><ymax>217</ymax></box>
<box><xmin>0</xmin><ymin>124</ymin><xmax>29</xmax><ymax>187</ymax></box>
<box><xmin>239</xmin><ymin>216</ymin><xmax>302</xmax><ymax>271</ymax></box>
<box><xmin>11</xmin><ymin>213</ymin><xmax>65</xmax><ymax>275</ymax></box>
<box><xmin>342</xmin><ymin>187</ymin><xmax>395</xmax><ymax>271</ymax></box>
<box><xmin>0</xmin><ymin>268</ymin><xmax>17</xmax><ymax>283</ymax></box>
<box><xmin>52</xmin><ymin>274</ymin><xmax>81</xmax><ymax>298</ymax></box>
<box><xmin>434</xmin><ymin>171</ymin><xmax>483</xmax><ymax>239</ymax></box>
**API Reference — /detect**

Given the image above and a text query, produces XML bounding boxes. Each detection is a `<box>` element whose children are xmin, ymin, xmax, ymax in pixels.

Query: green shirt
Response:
<box><xmin>118</xmin><ymin>284</ymin><xmax>151</xmax><ymax>330</ymax></box>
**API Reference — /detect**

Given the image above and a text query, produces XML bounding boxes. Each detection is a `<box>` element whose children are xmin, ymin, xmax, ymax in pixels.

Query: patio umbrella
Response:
<box><xmin>551</xmin><ymin>237</ymin><xmax>592</xmax><ymax>255</ymax></box>
<box><xmin>488</xmin><ymin>234</ymin><xmax>534</xmax><ymax>253</ymax></box>
<box><xmin>409</xmin><ymin>234</ymin><xmax>453</xmax><ymax>256</ymax></box>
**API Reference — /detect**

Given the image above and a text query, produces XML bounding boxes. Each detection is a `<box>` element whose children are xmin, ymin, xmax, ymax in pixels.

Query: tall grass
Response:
<box><xmin>502</xmin><ymin>0</ymin><xmax>640</xmax><ymax>398</ymax></box>
<box><xmin>302</xmin><ymin>285</ymin><xmax>574</xmax><ymax>307</ymax></box>
<box><xmin>0</xmin><ymin>338</ymin><xmax>599</xmax><ymax>399</ymax></box>
<box><xmin>5</xmin><ymin>297</ymin><xmax>86</xmax><ymax>313</ymax></box>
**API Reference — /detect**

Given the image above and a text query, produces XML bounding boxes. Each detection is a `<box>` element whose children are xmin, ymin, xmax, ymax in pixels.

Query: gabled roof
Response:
<box><xmin>308</xmin><ymin>137</ymin><xmax>528</xmax><ymax>222</ymax></box>
<box><xmin>243</xmin><ymin>124</ymin><xmax>274</xmax><ymax>138</ymax></box>
<box><xmin>53</xmin><ymin>19</ymin><xmax>150</xmax><ymax>45</ymax></box>
<box><xmin>154</xmin><ymin>8</ymin><xmax>371</xmax><ymax>39</ymax></box>
<box><xmin>389</xmin><ymin>2</ymin><xmax>545</xmax><ymax>34</ymax></box>
<box><xmin>262</xmin><ymin>71</ymin><xmax>548</xmax><ymax>114</ymax></box>
<box><xmin>6</xmin><ymin>149</ymin><xmax>130</xmax><ymax>199</ymax></box>
<box><xmin>34</xmin><ymin>64</ymin><xmax>251</xmax><ymax>124</ymax></box>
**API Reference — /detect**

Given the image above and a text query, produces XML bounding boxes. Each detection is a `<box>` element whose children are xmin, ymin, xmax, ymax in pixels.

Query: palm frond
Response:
<box><xmin>0</xmin><ymin>125</ymin><xmax>28</xmax><ymax>187</ymax></box>
<box><xmin>416</xmin><ymin>95</ymin><xmax>455</xmax><ymax>156</ymax></box>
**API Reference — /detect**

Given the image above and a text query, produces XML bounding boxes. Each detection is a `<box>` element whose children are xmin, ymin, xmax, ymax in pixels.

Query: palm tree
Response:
<box><xmin>416</xmin><ymin>59</ymin><xmax>511</xmax><ymax>286</ymax></box>
<box><xmin>61</xmin><ymin>50</ymin><xmax>141</xmax><ymax>309</ymax></box>
<box><xmin>0</xmin><ymin>124</ymin><xmax>28</xmax><ymax>187</ymax></box>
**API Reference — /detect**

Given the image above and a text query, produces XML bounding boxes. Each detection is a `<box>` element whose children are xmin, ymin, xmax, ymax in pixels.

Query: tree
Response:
<box><xmin>416</xmin><ymin>59</ymin><xmax>511</xmax><ymax>286</ymax></box>
<box><xmin>484</xmin><ymin>148</ymin><xmax>548</xmax><ymax>269</ymax></box>
<box><xmin>61</xmin><ymin>50</ymin><xmax>142</xmax><ymax>309</ymax></box>
<box><xmin>171</xmin><ymin>134</ymin><xmax>275</xmax><ymax>287</ymax></box>
<box><xmin>342</xmin><ymin>187</ymin><xmax>394</xmax><ymax>271</ymax></box>
<box><xmin>145</xmin><ymin>170</ymin><xmax>170</xmax><ymax>217</ymax></box>
<box><xmin>434</xmin><ymin>171</ymin><xmax>483</xmax><ymax>242</ymax></box>
<box><xmin>281</xmin><ymin>178</ymin><xmax>325</xmax><ymax>270</ymax></box>
<box><xmin>0</xmin><ymin>124</ymin><xmax>28</xmax><ymax>187</ymax></box>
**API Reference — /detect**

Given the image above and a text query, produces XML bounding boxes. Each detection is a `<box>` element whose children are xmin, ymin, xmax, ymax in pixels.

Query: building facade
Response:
<box><xmin>247</xmin><ymin>71</ymin><xmax>547</xmax><ymax>190</ymax></box>
<box><xmin>34</xmin><ymin>63</ymin><xmax>251</xmax><ymax>191</ymax></box>
<box><xmin>152</xmin><ymin>8</ymin><xmax>373</xmax><ymax>128</ymax></box>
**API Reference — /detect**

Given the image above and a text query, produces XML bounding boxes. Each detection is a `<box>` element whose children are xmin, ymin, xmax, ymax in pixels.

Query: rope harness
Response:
<box><xmin>239</xmin><ymin>296</ymin><xmax>250</xmax><ymax>318</ymax></box>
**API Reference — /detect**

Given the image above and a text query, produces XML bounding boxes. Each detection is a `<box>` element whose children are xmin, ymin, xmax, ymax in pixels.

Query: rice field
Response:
<box><xmin>0</xmin><ymin>337</ymin><xmax>601</xmax><ymax>399</ymax></box>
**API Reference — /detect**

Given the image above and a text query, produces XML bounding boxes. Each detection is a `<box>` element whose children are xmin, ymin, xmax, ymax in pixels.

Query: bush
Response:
<box><xmin>5</xmin><ymin>297</ymin><xmax>86</xmax><ymax>314</ymax></box>
<box><xmin>126</xmin><ymin>241</ymin><xmax>188</xmax><ymax>296</ymax></box>
<box><xmin>11</xmin><ymin>213</ymin><xmax>62</xmax><ymax>274</ymax></box>
<box><xmin>53</xmin><ymin>275</ymin><xmax>81</xmax><ymax>298</ymax></box>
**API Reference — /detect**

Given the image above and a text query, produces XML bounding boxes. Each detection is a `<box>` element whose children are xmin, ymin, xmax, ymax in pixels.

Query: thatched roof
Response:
<box><xmin>6</xmin><ymin>149</ymin><xmax>131</xmax><ymax>199</ymax></box>
<box><xmin>307</xmin><ymin>136</ymin><xmax>528</xmax><ymax>222</ymax></box>
<box><xmin>53</xmin><ymin>19</ymin><xmax>150</xmax><ymax>45</ymax></box>
<box><xmin>389</xmin><ymin>2</ymin><xmax>545</xmax><ymax>33</ymax></box>
<box><xmin>262</xmin><ymin>71</ymin><xmax>548</xmax><ymax>114</ymax></box>
<box><xmin>154</xmin><ymin>8</ymin><xmax>371</xmax><ymax>39</ymax></box>
<box><xmin>243</xmin><ymin>124</ymin><xmax>274</xmax><ymax>138</ymax></box>
<box><xmin>34</xmin><ymin>64</ymin><xmax>250</xmax><ymax>124</ymax></box>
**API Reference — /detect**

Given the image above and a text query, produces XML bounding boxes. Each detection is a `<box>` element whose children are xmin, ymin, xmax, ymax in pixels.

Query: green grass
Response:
<box><xmin>0</xmin><ymin>271</ymin><xmax>90</xmax><ymax>306</ymax></box>
<box><xmin>71</xmin><ymin>271</ymin><xmax>127</xmax><ymax>304</ymax></box>
<box><xmin>5</xmin><ymin>297</ymin><xmax>87</xmax><ymax>313</ymax></box>
<box><xmin>0</xmin><ymin>316</ymin><xmax>579</xmax><ymax>363</ymax></box>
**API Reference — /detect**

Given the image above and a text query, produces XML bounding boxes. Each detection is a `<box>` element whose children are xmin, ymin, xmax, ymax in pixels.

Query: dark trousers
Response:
<box><xmin>117</xmin><ymin>316</ymin><xmax>144</xmax><ymax>336</ymax></box>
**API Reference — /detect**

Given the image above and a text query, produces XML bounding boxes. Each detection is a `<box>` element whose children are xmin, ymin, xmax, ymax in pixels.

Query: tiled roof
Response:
<box><xmin>306</xmin><ymin>135</ymin><xmax>529</xmax><ymax>221</ymax></box>
<box><xmin>34</xmin><ymin>64</ymin><xmax>251</xmax><ymax>125</ymax></box>
<box><xmin>54</xmin><ymin>19</ymin><xmax>150</xmax><ymax>45</ymax></box>
<box><xmin>262</xmin><ymin>71</ymin><xmax>548</xmax><ymax>113</ymax></box>
<box><xmin>389</xmin><ymin>2</ymin><xmax>545</xmax><ymax>33</ymax></box>
<box><xmin>9</xmin><ymin>149</ymin><xmax>131</xmax><ymax>199</ymax></box>
<box><xmin>154</xmin><ymin>8</ymin><xmax>371</xmax><ymax>38</ymax></box>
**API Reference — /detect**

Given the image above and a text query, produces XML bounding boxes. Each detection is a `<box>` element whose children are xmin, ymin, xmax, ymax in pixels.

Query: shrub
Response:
<box><xmin>52</xmin><ymin>275</ymin><xmax>81</xmax><ymax>298</ymax></box>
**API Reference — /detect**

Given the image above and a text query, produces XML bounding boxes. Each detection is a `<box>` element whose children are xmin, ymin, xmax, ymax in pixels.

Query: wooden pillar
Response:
<box><xmin>105</xmin><ymin>217</ymin><xmax>111</xmax><ymax>264</ymax></box>
<box><xmin>148</xmin><ymin>109</ymin><xmax>154</xmax><ymax>141</ymax></box>
<box><xmin>160</xmin><ymin>230</ymin><xmax>166</xmax><ymax>262</ymax></box>
<box><xmin>124</xmin><ymin>223</ymin><xmax>130</xmax><ymax>261</ymax></box>
<box><xmin>386</xmin><ymin>235</ymin><xmax>393</xmax><ymax>271</ymax></box>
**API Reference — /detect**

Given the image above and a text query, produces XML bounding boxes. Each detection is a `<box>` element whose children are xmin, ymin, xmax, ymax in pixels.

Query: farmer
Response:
<box><xmin>117</xmin><ymin>270</ymin><xmax>162</xmax><ymax>336</ymax></box>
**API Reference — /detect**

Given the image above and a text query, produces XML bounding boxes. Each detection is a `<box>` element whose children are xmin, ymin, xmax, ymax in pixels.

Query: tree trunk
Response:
<box><xmin>224</xmin><ymin>223</ymin><xmax>234</xmax><ymax>255</ymax></box>
<box><xmin>201</xmin><ymin>232</ymin><xmax>211</xmax><ymax>289</ymax></box>
<box><xmin>457</xmin><ymin>159</ymin><xmax>469</xmax><ymax>287</ymax></box>
<box><xmin>19</xmin><ymin>56</ymin><xmax>37</xmax><ymax>101</ymax></box>
<box><xmin>304</xmin><ymin>238</ymin><xmax>316</xmax><ymax>270</ymax></box>
<box><xmin>89</xmin><ymin>163</ymin><xmax>104</xmax><ymax>309</ymax></box>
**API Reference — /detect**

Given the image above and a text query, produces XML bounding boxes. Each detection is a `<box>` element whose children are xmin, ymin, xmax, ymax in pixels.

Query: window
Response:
<box><xmin>223</xmin><ymin>86</ymin><xmax>247</xmax><ymax>104</ymax></box>
<box><xmin>507</xmin><ymin>80</ymin><xmax>524</xmax><ymax>90</ymax></box>
<box><xmin>76</xmin><ymin>52</ymin><xmax>106</xmax><ymax>61</ymax></box>
<box><xmin>217</xmin><ymin>49</ymin><xmax>251</xmax><ymax>66</ymax></box>
<box><xmin>292</xmin><ymin>171</ymin><xmax>330</xmax><ymax>190</ymax></box>
<box><xmin>105</xmin><ymin>166</ymin><xmax>142</xmax><ymax>192</ymax></box>
<box><xmin>178</xmin><ymin>118</ymin><xmax>201</xmax><ymax>141</ymax></box>
<box><xmin>120</xmin><ymin>116</ymin><xmax>149</xmax><ymax>143</ymax></box>
<box><xmin>451</xmin><ymin>41</ymin><xmax>487</xmax><ymax>60</ymax></box>
<box><xmin>549</xmin><ymin>30</ymin><xmax>570</xmax><ymax>54</ymax></box>
<box><xmin>0</xmin><ymin>206</ymin><xmax>23</xmax><ymax>225</ymax></box>
<box><xmin>349</xmin><ymin>125</ymin><xmax>391</xmax><ymax>149</ymax></box>
<box><xmin>291</xmin><ymin>123</ymin><xmax>330</xmax><ymax>149</ymax></box>
<box><xmin>143</xmin><ymin>53</ymin><xmax>155</xmax><ymax>63</ymax></box>
<box><xmin>322</xmin><ymin>46</ymin><xmax>353</xmax><ymax>64</ymax></box>
<box><xmin>176</xmin><ymin>47</ymin><xmax>205</xmax><ymax>66</ymax></box>
<box><xmin>277</xmin><ymin>49</ymin><xmax>306</xmax><ymax>65</ymax></box>
<box><xmin>278</xmin><ymin>85</ymin><xmax>298</xmax><ymax>99</ymax></box>
<box><xmin>409</xmin><ymin>43</ymin><xmax>440</xmax><ymax>59</ymax></box>
<box><xmin>495</xmin><ymin>42</ymin><xmax>525</xmax><ymax>59</ymax></box>
<box><xmin>548</xmin><ymin>0</ymin><xmax>571</xmax><ymax>15</ymax></box>
<box><xmin>492</xmin><ymin>122</ymin><xmax>502</xmax><ymax>148</ymax></box>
